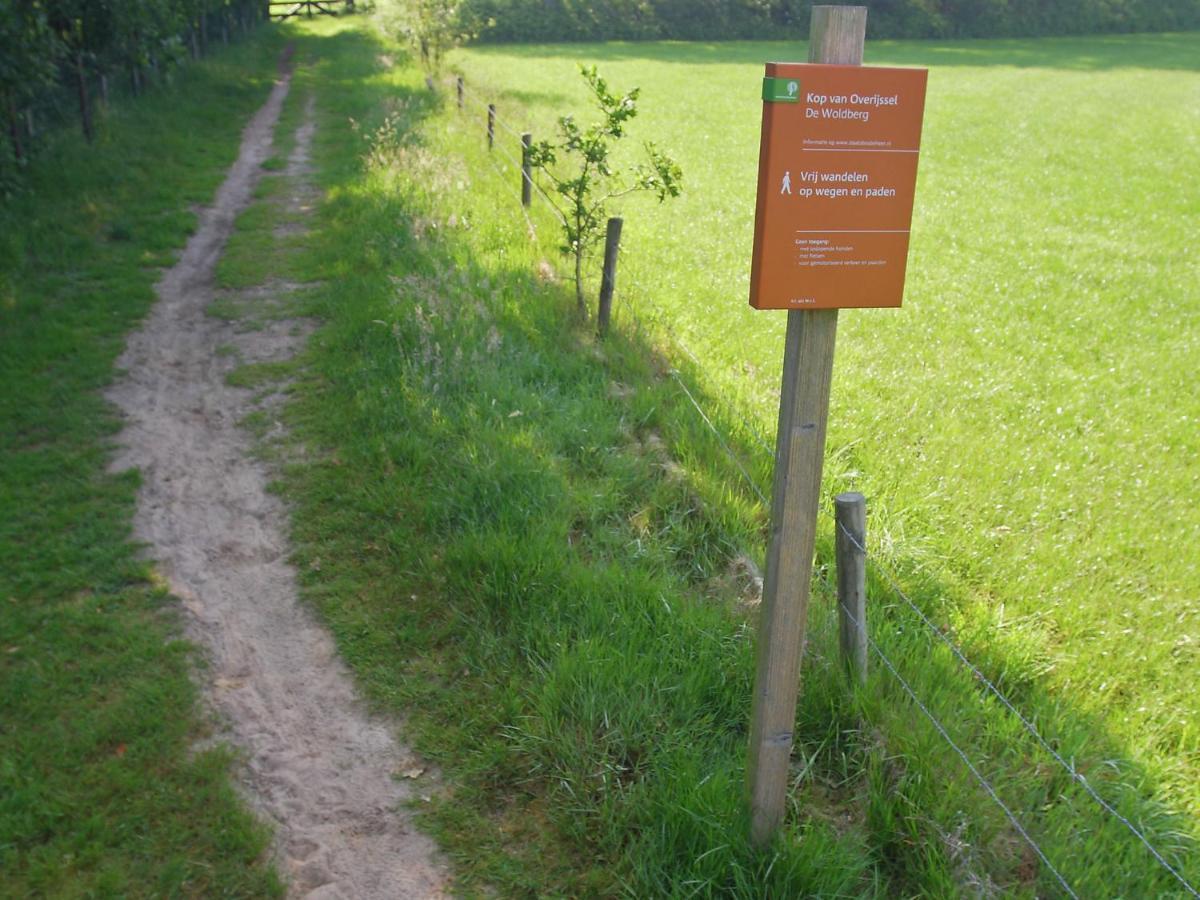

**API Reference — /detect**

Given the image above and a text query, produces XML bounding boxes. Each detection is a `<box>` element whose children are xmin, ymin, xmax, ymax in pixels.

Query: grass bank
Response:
<box><xmin>264</xmin><ymin>18</ymin><xmax>1198</xmax><ymax>898</ymax></box>
<box><xmin>0</xmin><ymin>28</ymin><xmax>291</xmax><ymax>896</ymax></box>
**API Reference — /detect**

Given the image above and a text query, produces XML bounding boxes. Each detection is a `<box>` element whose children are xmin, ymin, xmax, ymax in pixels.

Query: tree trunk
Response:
<box><xmin>7</xmin><ymin>97</ymin><xmax>25</xmax><ymax>163</ymax></box>
<box><xmin>574</xmin><ymin>247</ymin><xmax>586</xmax><ymax>318</ymax></box>
<box><xmin>75</xmin><ymin>52</ymin><xmax>94</xmax><ymax>143</ymax></box>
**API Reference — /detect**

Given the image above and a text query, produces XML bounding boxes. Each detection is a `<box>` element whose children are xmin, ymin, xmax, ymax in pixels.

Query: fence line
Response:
<box><xmin>450</xmin><ymin>77</ymin><xmax>582</xmax><ymax>228</ymax></box>
<box><xmin>468</xmin><ymin>123</ymin><xmax>540</xmax><ymax>238</ymax></box>
<box><xmin>839</xmin><ymin>597</ymin><xmax>1081</xmax><ymax>898</ymax></box>
<box><xmin>669</xmin><ymin>372</ymin><xmax>769</xmax><ymax>507</ymax></box>
<box><xmin>834</xmin><ymin>517</ymin><xmax>1200</xmax><ymax>899</ymax></box>
<box><xmin>459</xmin><ymin>81</ymin><xmax>526</xmax><ymax>140</ymax></box>
<box><xmin>444</xmin><ymin>75</ymin><xmax>1199</xmax><ymax>896</ymax></box>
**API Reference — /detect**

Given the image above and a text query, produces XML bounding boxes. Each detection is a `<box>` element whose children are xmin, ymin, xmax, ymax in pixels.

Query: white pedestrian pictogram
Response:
<box><xmin>781</xmin><ymin>170</ymin><xmax>792</xmax><ymax>194</ymax></box>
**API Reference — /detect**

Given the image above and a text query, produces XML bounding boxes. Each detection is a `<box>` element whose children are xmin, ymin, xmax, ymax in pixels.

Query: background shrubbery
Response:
<box><xmin>461</xmin><ymin>0</ymin><xmax>1200</xmax><ymax>43</ymax></box>
<box><xmin>2</xmin><ymin>0</ymin><xmax>266</xmax><ymax>185</ymax></box>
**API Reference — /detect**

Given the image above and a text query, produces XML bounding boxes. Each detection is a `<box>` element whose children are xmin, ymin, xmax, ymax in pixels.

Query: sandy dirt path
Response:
<box><xmin>106</xmin><ymin>59</ymin><xmax>450</xmax><ymax>899</ymax></box>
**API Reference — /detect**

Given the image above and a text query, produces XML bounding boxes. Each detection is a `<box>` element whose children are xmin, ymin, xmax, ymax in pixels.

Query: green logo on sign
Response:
<box><xmin>762</xmin><ymin>77</ymin><xmax>801</xmax><ymax>103</ymax></box>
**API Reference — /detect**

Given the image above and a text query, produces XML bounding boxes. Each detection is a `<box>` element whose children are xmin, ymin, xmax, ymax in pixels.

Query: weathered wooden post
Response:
<box><xmin>487</xmin><ymin>103</ymin><xmax>496</xmax><ymax>150</ymax></box>
<box><xmin>835</xmin><ymin>492</ymin><xmax>868</xmax><ymax>684</ymax></box>
<box><xmin>596</xmin><ymin>217</ymin><xmax>623</xmax><ymax>336</ymax></box>
<box><xmin>745</xmin><ymin>2</ymin><xmax>927</xmax><ymax>846</ymax></box>
<box><xmin>456</xmin><ymin>75</ymin><xmax>464</xmax><ymax>110</ymax></box>
<box><xmin>521</xmin><ymin>132</ymin><xmax>533</xmax><ymax>208</ymax></box>
<box><xmin>746</xmin><ymin>5</ymin><xmax>867</xmax><ymax>846</ymax></box>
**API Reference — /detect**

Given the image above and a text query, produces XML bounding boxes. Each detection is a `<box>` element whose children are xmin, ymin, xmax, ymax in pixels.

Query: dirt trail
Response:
<box><xmin>107</xmin><ymin>62</ymin><xmax>449</xmax><ymax>899</ymax></box>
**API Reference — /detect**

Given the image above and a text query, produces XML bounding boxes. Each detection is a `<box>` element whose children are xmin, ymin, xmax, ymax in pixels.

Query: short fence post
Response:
<box><xmin>521</xmin><ymin>132</ymin><xmax>532</xmax><ymax>208</ymax></box>
<box><xmin>456</xmin><ymin>75</ymin><xmax>464</xmax><ymax>109</ymax></box>
<box><xmin>487</xmin><ymin>103</ymin><xmax>495</xmax><ymax>150</ymax></box>
<box><xmin>425</xmin><ymin>75</ymin><xmax>434</xmax><ymax>92</ymax></box>
<box><xmin>597</xmin><ymin>217</ymin><xmax>623</xmax><ymax>336</ymax></box>
<box><xmin>835</xmin><ymin>492</ymin><xmax>868</xmax><ymax>685</ymax></box>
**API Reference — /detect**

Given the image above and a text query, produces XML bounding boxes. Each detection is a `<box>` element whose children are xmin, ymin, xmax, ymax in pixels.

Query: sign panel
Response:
<box><xmin>749</xmin><ymin>63</ymin><xmax>928</xmax><ymax>310</ymax></box>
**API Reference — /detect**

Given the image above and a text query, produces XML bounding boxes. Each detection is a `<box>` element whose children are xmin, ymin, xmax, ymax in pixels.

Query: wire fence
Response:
<box><xmin>441</xmin><ymin>74</ymin><xmax>1200</xmax><ymax>899</ymax></box>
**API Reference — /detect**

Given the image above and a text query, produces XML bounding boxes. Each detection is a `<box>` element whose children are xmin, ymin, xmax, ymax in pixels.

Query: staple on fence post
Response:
<box><xmin>487</xmin><ymin>104</ymin><xmax>495</xmax><ymax>149</ymax></box>
<box><xmin>597</xmin><ymin>217</ymin><xmax>623</xmax><ymax>337</ymax></box>
<box><xmin>521</xmin><ymin>132</ymin><xmax>532</xmax><ymax>208</ymax></box>
<box><xmin>456</xmin><ymin>75</ymin><xmax>464</xmax><ymax>109</ymax></box>
<box><xmin>835</xmin><ymin>492</ymin><xmax>868</xmax><ymax>685</ymax></box>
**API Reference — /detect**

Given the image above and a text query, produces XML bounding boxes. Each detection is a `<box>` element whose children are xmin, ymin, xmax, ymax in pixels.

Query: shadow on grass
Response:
<box><xmin>464</xmin><ymin>31</ymin><xmax>1200</xmax><ymax>72</ymax></box>
<box><xmin>282</xmin><ymin>21</ymin><xmax>1199</xmax><ymax>900</ymax></box>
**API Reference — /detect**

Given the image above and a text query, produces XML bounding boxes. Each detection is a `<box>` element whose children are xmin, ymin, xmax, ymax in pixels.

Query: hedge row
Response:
<box><xmin>461</xmin><ymin>0</ymin><xmax>1200</xmax><ymax>43</ymax></box>
<box><xmin>2</xmin><ymin>0</ymin><xmax>267</xmax><ymax>166</ymax></box>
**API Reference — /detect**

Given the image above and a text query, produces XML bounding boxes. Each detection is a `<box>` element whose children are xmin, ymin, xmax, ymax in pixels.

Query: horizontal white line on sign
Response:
<box><xmin>794</xmin><ymin>229</ymin><xmax>911</xmax><ymax>233</ymax></box>
<box><xmin>800</xmin><ymin>148</ymin><xmax>919</xmax><ymax>153</ymax></box>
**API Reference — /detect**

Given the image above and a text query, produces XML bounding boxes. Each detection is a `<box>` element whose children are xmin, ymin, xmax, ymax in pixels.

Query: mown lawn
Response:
<box><xmin>254</xmin><ymin>18</ymin><xmax>1199</xmax><ymax>898</ymax></box>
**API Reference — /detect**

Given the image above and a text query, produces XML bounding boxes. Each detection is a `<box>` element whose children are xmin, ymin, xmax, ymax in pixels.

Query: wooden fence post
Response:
<box><xmin>746</xmin><ymin>3</ymin><xmax>866</xmax><ymax>848</ymax></box>
<box><xmin>835</xmin><ymin>492</ymin><xmax>868</xmax><ymax>684</ymax></box>
<box><xmin>521</xmin><ymin>132</ymin><xmax>532</xmax><ymax>208</ymax></box>
<box><xmin>597</xmin><ymin>217</ymin><xmax>623</xmax><ymax>336</ymax></box>
<box><xmin>456</xmin><ymin>75</ymin><xmax>464</xmax><ymax>110</ymax></box>
<box><xmin>487</xmin><ymin>103</ymin><xmax>495</xmax><ymax>150</ymax></box>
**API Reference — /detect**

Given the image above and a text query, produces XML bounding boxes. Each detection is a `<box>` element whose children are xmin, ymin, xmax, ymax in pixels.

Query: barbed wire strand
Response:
<box><xmin>834</xmin><ymin>518</ymin><xmax>1200</xmax><ymax>898</ymax></box>
<box><xmin>840</xmin><ymin>601</ymin><xmax>1081</xmax><ymax>899</ymax></box>
<box><xmin>671</xmin><ymin>332</ymin><xmax>777</xmax><ymax>459</ymax></box>
<box><xmin>469</xmin><ymin>131</ymin><xmax>539</xmax><ymax>238</ymax></box>
<box><xmin>670</xmin><ymin>371</ymin><xmax>769</xmax><ymax>507</ymax></box>
<box><xmin>459</xmin><ymin>80</ymin><xmax>529</xmax><ymax>140</ymax></box>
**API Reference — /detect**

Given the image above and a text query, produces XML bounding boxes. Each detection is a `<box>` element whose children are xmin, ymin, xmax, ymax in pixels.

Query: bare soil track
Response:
<box><xmin>107</xmin><ymin>54</ymin><xmax>450</xmax><ymax>899</ymax></box>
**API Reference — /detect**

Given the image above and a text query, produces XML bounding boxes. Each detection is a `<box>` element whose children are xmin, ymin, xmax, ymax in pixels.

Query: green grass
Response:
<box><xmin>268</xmin><ymin>21</ymin><xmax>1198</xmax><ymax>897</ymax></box>
<box><xmin>0</xmin><ymin>27</ymin><xmax>293</xmax><ymax>897</ymax></box>
<box><xmin>8</xmin><ymin>13</ymin><xmax>1194</xmax><ymax>897</ymax></box>
<box><xmin>447</xmin><ymin>30</ymin><xmax>1200</xmax><ymax>843</ymax></box>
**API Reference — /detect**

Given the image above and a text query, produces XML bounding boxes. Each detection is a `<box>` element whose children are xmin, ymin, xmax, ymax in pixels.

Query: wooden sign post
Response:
<box><xmin>746</xmin><ymin>5</ymin><xmax>927</xmax><ymax>846</ymax></box>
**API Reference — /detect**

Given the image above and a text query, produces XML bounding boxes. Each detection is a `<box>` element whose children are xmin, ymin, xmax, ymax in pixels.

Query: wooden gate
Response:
<box><xmin>269</xmin><ymin>0</ymin><xmax>354</xmax><ymax>19</ymax></box>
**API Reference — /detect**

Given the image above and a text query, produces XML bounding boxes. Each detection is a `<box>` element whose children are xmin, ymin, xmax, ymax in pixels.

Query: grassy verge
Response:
<box><xmin>0</xmin><ymin>28</ymin><xmax>292</xmax><ymax>896</ymax></box>
<box><xmin>254</xmin><ymin>18</ymin><xmax>1197</xmax><ymax>898</ymax></box>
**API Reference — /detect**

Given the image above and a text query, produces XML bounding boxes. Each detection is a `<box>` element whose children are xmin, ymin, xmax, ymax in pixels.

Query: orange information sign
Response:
<box><xmin>749</xmin><ymin>63</ymin><xmax>928</xmax><ymax>310</ymax></box>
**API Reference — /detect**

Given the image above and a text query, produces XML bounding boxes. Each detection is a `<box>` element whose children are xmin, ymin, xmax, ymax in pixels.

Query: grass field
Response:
<box><xmin>447</xmin><ymin>25</ymin><xmax>1200</xmax><ymax>836</ymax></box>
<box><xmin>247</xmin><ymin>19</ymin><xmax>1197</xmax><ymax>898</ymax></box>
